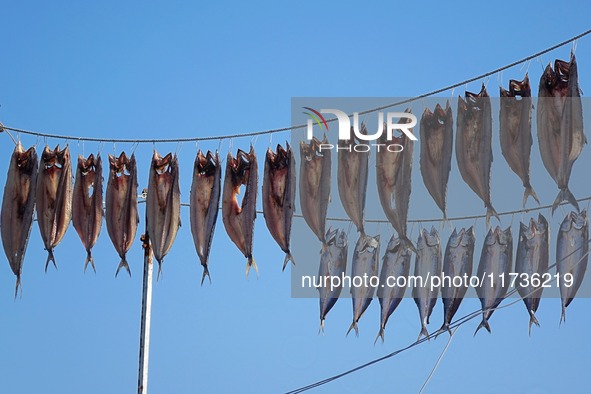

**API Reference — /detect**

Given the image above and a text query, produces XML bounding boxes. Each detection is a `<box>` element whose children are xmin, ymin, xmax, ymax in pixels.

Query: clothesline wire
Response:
<box><xmin>1</xmin><ymin>29</ymin><xmax>590</xmax><ymax>144</ymax></box>
<box><xmin>285</xmin><ymin>238</ymin><xmax>591</xmax><ymax>394</ymax></box>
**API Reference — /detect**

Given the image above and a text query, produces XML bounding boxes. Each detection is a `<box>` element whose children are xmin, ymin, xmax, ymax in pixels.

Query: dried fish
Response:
<box><xmin>318</xmin><ymin>228</ymin><xmax>348</xmax><ymax>332</ymax></box>
<box><xmin>338</xmin><ymin>128</ymin><xmax>368</xmax><ymax>233</ymax></box>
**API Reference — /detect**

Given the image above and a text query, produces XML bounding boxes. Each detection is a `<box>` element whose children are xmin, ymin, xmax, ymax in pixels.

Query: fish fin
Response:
<box><xmin>522</xmin><ymin>185</ymin><xmax>540</xmax><ymax>207</ymax></box>
<box><xmin>552</xmin><ymin>188</ymin><xmax>579</xmax><ymax>214</ymax></box>
<box><xmin>45</xmin><ymin>250</ymin><xmax>57</xmax><ymax>272</ymax></box>
<box><xmin>474</xmin><ymin>319</ymin><xmax>491</xmax><ymax>336</ymax></box>
<box><xmin>115</xmin><ymin>259</ymin><xmax>131</xmax><ymax>278</ymax></box>
<box><xmin>485</xmin><ymin>204</ymin><xmax>500</xmax><ymax>226</ymax></box>
<box><xmin>200</xmin><ymin>265</ymin><xmax>211</xmax><ymax>286</ymax></box>
<box><xmin>246</xmin><ymin>256</ymin><xmax>258</xmax><ymax>279</ymax></box>
<box><xmin>417</xmin><ymin>325</ymin><xmax>430</xmax><ymax>342</ymax></box>
<box><xmin>374</xmin><ymin>328</ymin><xmax>385</xmax><ymax>345</ymax></box>
<box><xmin>528</xmin><ymin>311</ymin><xmax>540</xmax><ymax>336</ymax></box>
<box><xmin>84</xmin><ymin>251</ymin><xmax>96</xmax><ymax>274</ymax></box>
<box><xmin>282</xmin><ymin>253</ymin><xmax>295</xmax><ymax>272</ymax></box>
<box><xmin>346</xmin><ymin>321</ymin><xmax>359</xmax><ymax>337</ymax></box>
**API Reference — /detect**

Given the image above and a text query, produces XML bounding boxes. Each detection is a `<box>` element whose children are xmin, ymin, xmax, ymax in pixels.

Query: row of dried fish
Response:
<box><xmin>316</xmin><ymin>210</ymin><xmax>588</xmax><ymax>341</ymax></box>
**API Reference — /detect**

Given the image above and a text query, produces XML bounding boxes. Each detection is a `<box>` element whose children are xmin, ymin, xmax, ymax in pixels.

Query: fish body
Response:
<box><xmin>1</xmin><ymin>143</ymin><xmax>38</xmax><ymax>296</ymax></box>
<box><xmin>376</xmin><ymin>109</ymin><xmax>414</xmax><ymax>250</ymax></box>
<box><xmin>262</xmin><ymin>144</ymin><xmax>296</xmax><ymax>270</ymax></box>
<box><xmin>318</xmin><ymin>228</ymin><xmax>348</xmax><ymax>332</ymax></box>
<box><xmin>376</xmin><ymin>235</ymin><xmax>412</xmax><ymax>342</ymax></box>
<box><xmin>190</xmin><ymin>150</ymin><xmax>221</xmax><ymax>284</ymax></box>
<box><xmin>440</xmin><ymin>226</ymin><xmax>475</xmax><ymax>333</ymax></box>
<box><xmin>412</xmin><ymin>227</ymin><xmax>441</xmax><ymax>340</ymax></box>
<box><xmin>36</xmin><ymin>145</ymin><xmax>73</xmax><ymax>270</ymax></box>
<box><xmin>475</xmin><ymin>226</ymin><xmax>513</xmax><ymax>335</ymax></box>
<box><xmin>105</xmin><ymin>152</ymin><xmax>139</xmax><ymax>277</ymax></box>
<box><xmin>299</xmin><ymin>136</ymin><xmax>331</xmax><ymax>243</ymax></box>
<box><xmin>500</xmin><ymin>75</ymin><xmax>540</xmax><ymax>207</ymax></box>
<box><xmin>515</xmin><ymin>214</ymin><xmax>549</xmax><ymax>333</ymax></box>
<box><xmin>347</xmin><ymin>233</ymin><xmax>380</xmax><ymax>336</ymax></box>
<box><xmin>419</xmin><ymin>102</ymin><xmax>453</xmax><ymax>218</ymax></box>
<box><xmin>337</xmin><ymin>128</ymin><xmax>369</xmax><ymax>233</ymax></box>
<box><xmin>456</xmin><ymin>85</ymin><xmax>498</xmax><ymax>224</ymax></box>
<box><xmin>537</xmin><ymin>53</ymin><xmax>586</xmax><ymax>213</ymax></box>
<box><xmin>72</xmin><ymin>154</ymin><xmax>103</xmax><ymax>272</ymax></box>
<box><xmin>222</xmin><ymin>146</ymin><xmax>258</xmax><ymax>276</ymax></box>
<box><xmin>146</xmin><ymin>151</ymin><xmax>181</xmax><ymax>276</ymax></box>
<box><xmin>556</xmin><ymin>209</ymin><xmax>588</xmax><ymax>322</ymax></box>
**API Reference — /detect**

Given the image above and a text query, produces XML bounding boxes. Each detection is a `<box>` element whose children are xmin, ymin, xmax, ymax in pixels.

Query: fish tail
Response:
<box><xmin>200</xmin><ymin>265</ymin><xmax>211</xmax><ymax>286</ymax></box>
<box><xmin>282</xmin><ymin>253</ymin><xmax>295</xmax><ymax>272</ymax></box>
<box><xmin>115</xmin><ymin>259</ymin><xmax>131</xmax><ymax>278</ymax></box>
<box><xmin>417</xmin><ymin>325</ymin><xmax>430</xmax><ymax>342</ymax></box>
<box><xmin>474</xmin><ymin>319</ymin><xmax>491</xmax><ymax>336</ymax></box>
<box><xmin>346</xmin><ymin>321</ymin><xmax>359</xmax><ymax>337</ymax></box>
<box><xmin>245</xmin><ymin>256</ymin><xmax>258</xmax><ymax>279</ymax></box>
<box><xmin>318</xmin><ymin>319</ymin><xmax>325</xmax><ymax>335</ymax></box>
<box><xmin>157</xmin><ymin>262</ymin><xmax>163</xmax><ymax>281</ymax></box>
<box><xmin>560</xmin><ymin>305</ymin><xmax>567</xmax><ymax>326</ymax></box>
<box><xmin>485</xmin><ymin>204</ymin><xmax>500</xmax><ymax>226</ymax></box>
<box><xmin>522</xmin><ymin>185</ymin><xmax>541</xmax><ymax>207</ymax></box>
<box><xmin>528</xmin><ymin>311</ymin><xmax>540</xmax><ymax>336</ymax></box>
<box><xmin>401</xmin><ymin>236</ymin><xmax>416</xmax><ymax>253</ymax></box>
<box><xmin>374</xmin><ymin>328</ymin><xmax>385</xmax><ymax>345</ymax></box>
<box><xmin>84</xmin><ymin>251</ymin><xmax>96</xmax><ymax>274</ymax></box>
<box><xmin>552</xmin><ymin>188</ymin><xmax>579</xmax><ymax>214</ymax></box>
<box><xmin>45</xmin><ymin>250</ymin><xmax>57</xmax><ymax>272</ymax></box>
<box><xmin>435</xmin><ymin>323</ymin><xmax>451</xmax><ymax>339</ymax></box>
<box><xmin>14</xmin><ymin>275</ymin><xmax>22</xmax><ymax>300</ymax></box>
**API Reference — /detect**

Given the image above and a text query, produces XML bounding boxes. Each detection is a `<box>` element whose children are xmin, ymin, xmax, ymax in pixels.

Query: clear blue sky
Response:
<box><xmin>1</xmin><ymin>1</ymin><xmax>590</xmax><ymax>393</ymax></box>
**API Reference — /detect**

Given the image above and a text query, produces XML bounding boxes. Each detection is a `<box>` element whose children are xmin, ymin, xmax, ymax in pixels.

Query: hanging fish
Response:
<box><xmin>515</xmin><ymin>214</ymin><xmax>549</xmax><ymax>334</ymax></box>
<box><xmin>440</xmin><ymin>226</ymin><xmax>475</xmax><ymax>334</ymax></box>
<box><xmin>72</xmin><ymin>154</ymin><xmax>103</xmax><ymax>273</ymax></box>
<box><xmin>412</xmin><ymin>227</ymin><xmax>441</xmax><ymax>340</ymax></box>
<box><xmin>222</xmin><ymin>146</ymin><xmax>258</xmax><ymax>277</ymax></box>
<box><xmin>537</xmin><ymin>53</ymin><xmax>586</xmax><ymax>213</ymax></box>
<box><xmin>1</xmin><ymin>143</ymin><xmax>38</xmax><ymax>296</ymax></box>
<box><xmin>419</xmin><ymin>102</ymin><xmax>453</xmax><ymax>218</ymax></box>
<box><xmin>318</xmin><ymin>228</ymin><xmax>348</xmax><ymax>333</ymax></box>
<box><xmin>500</xmin><ymin>75</ymin><xmax>539</xmax><ymax>207</ymax></box>
<box><xmin>475</xmin><ymin>226</ymin><xmax>513</xmax><ymax>335</ymax></box>
<box><xmin>376</xmin><ymin>235</ymin><xmax>412</xmax><ymax>343</ymax></box>
<box><xmin>376</xmin><ymin>109</ymin><xmax>414</xmax><ymax>250</ymax></box>
<box><xmin>262</xmin><ymin>143</ymin><xmax>296</xmax><ymax>270</ymax></box>
<box><xmin>556</xmin><ymin>209</ymin><xmax>588</xmax><ymax>323</ymax></box>
<box><xmin>347</xmin><ymin>233</ymin><xmax>380</xmax><ymax>336</ymax></box>
<box><xmin>146</xmin><ymin>151</ymin><xmax>181</xmax><ymax>277</ymax></box>
<box><xmin>299</xmin><ymin>136</ymin><xmax>331</xmax><ymax>243</ymax></box>
<box><xmin>36</xmin><ymin>145</ymin><xmax>73</xmax><ymax>270</ymax></box>
<box><xmin>105</xmin><ymin>152</ymin><xmax>139</xmax><ymax>277</ymax></box>
<box><xmin>190</xmin><ymin>150</ymin><xmax>221</xmax><ymax>284</ymax></box>
<box><xmin>456</xmin><ymin>85</ymin><xmax>498</xmax><ymax>224</ymax></box>
<box><xmin>337</xmin><ymin>127</ymin><xmax>369</xmax><ymax>234</ymax></box>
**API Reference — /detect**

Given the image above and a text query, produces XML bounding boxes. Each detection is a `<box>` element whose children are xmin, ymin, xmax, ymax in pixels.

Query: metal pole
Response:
<box><xmin>138</xmin><ymin>233</ymin><xmax>154</xmax><ymax>394</ymax></box>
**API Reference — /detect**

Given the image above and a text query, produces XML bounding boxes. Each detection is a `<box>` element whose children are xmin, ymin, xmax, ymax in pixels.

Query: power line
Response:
<box><xmin>1</xmin><ymin>29</ymin><xmax>590</xmax><ymax>144</ymax></box>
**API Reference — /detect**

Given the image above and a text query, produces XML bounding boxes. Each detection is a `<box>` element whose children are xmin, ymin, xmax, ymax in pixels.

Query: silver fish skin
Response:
<box><xmin>412</xmin><ymin>227</ymin><xmax>441</xmax><ymax>340</ymax></box>
<box><xmin>262</xmin><ymin>143</ymin><xmax>296</xmax><ymax>271</ymax></box>
<box><xmin>1</xmin><ymin>143</ymin><xmax>38</xmax><ymax>296</ymax></box>
<box><xmin>376</xmin><ymin>109</ymin><xmax>415</xmax><ymax>250</ymax></box>
<box><xmin>222</xmin><ymin>146</ymin><xmax>258</xmax><ymax>277</ymax></box>
<box><xmin>36</xmin><ymin>145</ymin><xmax>73</xmax><ymax>271</ymax></box>
<box><xmin>500</xmin><ymin>75</ymin><xmax>540</xmax><ymax>207</ymax></box>
<box><xmin>72</xmin><ymin>154</ymin><xmax>103</xmax><ymax>273</ymax></box>
<box><xmin>105</xmin><ymin>152</ymin><xmax>139</xmax><ymax>277</ymax></box>
<box><xmin>475</xmin><ymin>226</ymin><xmax>513</xmax><ymax>335</ymax></box>
<box><xmin>440</xmin><ymin>226</ymin><xmax>475</xmax><ymax>334</ymax></box>
<box><xmin>318</xmin><ymin>228</ymin><xmax>348</xmax><ymax>333</ymax></box>
<box><xmin>337</xmin><ymin>127</ymin><xmax>369</xmax><ymax>234</ymax></box>
<box><xmin>515</xmin><ymin>214</ymin><xmax>549</xmax><ymax>334</ymax></box>
<box><xmin>419</xmin><ymin>102</ymin><xmax>453</xmax><ymax>218</ymax></box>
<box><xmin>347</xmin><ymin>233</ymin><xmax>380</xmax><ymax>336</ymax></box>
<box><xmin>190</xmin><ymin>150</ymin><xmax>221</xmax><ymax>284</ymax></box>
<box><xmin>456</xmin><ymin>85</ymin><xmax>498</xmax><ymax>224</ymax></box>
<box><xmin>376</xmin><ymin>235</ymin><xmax>412</xmax><ymax>343</ymax></box>
<box><xmin>299</xmin><ymin>136</ymin><xmax>331</xmax><ymax>243</ymax></box>
<box><xmin>556</xmin><ymin>209</ymin><xmax>588</xmax><ymax>323</ymax></box>
<box><xmin>146</xmin><ymin>151</ymin><xmax>182</xmax><ymax>277</ymax></box>
<box><xmin>537</xmin><ymin>53</ymin><xmax>586</xmax><ymax>213</ymax></box>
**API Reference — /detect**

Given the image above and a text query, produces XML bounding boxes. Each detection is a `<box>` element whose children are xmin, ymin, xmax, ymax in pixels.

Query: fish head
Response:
<box><xmin>195</xmin><ymin>150</ymin><xmax>219</xmax><ymax>176</ymax></box>
<box><xmin>325</xmin><ymin>228</ymin><xmax>347</xmax><ymax>249</ymax></box>
<box><xmin>419</xmin><ymin>227</ymin><xmax>439</xmax><ymax>248</ymax></box>
<box><xmin>447</xmin><ymin>228</ymin><xmax>461</xmax><ymax>248</ymax></box>
<box><xmin>559</xmin><ymin>210</ymin><xmax>586</xmax><ymax>233</ymax></box>
<box><xmin>77</xmin><ymin>154</ymin><xmax>99</xmax><ymax>176</ymax></box>
<box><xmin>41</xmin><ymin>145</ymin><xmax>69</xmax><ymax>174</ymax></box>
<box><xmin>573</xmin><ymin>209</ymin><xmax>588</xmax><ymax>231</ymax></box>
<box><xmin>14</xmin><ymin>144</ymin><xmax>37</xmax><ymax>172</ymax></box>
<box><xmin>499</xmin><ymin>226</ymin><xmax>512</xmax><ymax>245</ymax></box>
